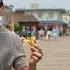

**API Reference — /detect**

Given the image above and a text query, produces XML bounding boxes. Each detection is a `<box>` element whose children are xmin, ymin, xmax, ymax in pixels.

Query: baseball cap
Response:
<box><xmin>0</xmin><ymin>0</ymin><xmax>3</xmax><ymax>8</ymax></box>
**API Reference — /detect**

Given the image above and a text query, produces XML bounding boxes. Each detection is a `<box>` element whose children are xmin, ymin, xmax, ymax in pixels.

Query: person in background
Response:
<box><xmin>0</xmin><ymin>0</ymin><xmax>43</xmax><ymax>70</ymax></box>
<box><xmin>52</xmin><ymin>26</ymin><xmax>60</xmax><ymax>40</ymax></box>
<box><xmin>46</xmin><ymin>28</ymin><xmax>52</xmax><ymax>41</ymax></box>
<box><xmin>38</xmin><ymin>28</ymin><xmax>44</xmax><ymax>40</ymax></box>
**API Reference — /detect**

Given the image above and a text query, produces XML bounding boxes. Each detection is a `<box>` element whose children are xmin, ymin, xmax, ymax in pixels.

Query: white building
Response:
<box><xmin>24</xmin><ymin>9</ymin><xmax>66</xmax><ymax>22</ymax></box>
<box><xmin>62</xmin><ymin>12</ymin><xmax>70</xmax><ymax>26</ymax></box>
<box><xmin>15</xmin><ymin>9</ymin><xmax>70</xmax><ymax>27</ymax></box>
<box><xmin>30</xmin><ymin>0</ymin><xmax>39</xmax><ymax>9</ymax></box>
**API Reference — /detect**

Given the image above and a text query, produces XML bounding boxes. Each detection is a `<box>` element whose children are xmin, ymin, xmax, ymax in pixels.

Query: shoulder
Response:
<box><xmin>8</xmin><ymin>31</ymin><xmax>22</xmax><ymax>43</ymax></box>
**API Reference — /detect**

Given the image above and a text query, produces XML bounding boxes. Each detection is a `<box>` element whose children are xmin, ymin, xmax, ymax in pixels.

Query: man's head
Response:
<box><xmin>0</xmin><ymin>0</ymin><xmax>4</xmax><ymax>16</ymax></box>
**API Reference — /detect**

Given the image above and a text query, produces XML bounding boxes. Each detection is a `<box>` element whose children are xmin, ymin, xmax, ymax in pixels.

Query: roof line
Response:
<box><xmin>15</xmin><ymin>8</ymin><xmax>67</xmax><ymax>13</ymax></box>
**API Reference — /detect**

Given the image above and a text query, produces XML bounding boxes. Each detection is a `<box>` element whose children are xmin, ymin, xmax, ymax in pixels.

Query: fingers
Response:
<box><xmin>30</xmin><ymin>44</ymin><xmax>43</xmax><ymax>56</ymax></box>
<box><xmin>32</xmin><ymin>52</ymin><xmax>43</xmax><ymax>59</ymax></box>
<box><xmin>30</xmin><ymin>46</ymin><xmax>39</xmax><ymax>52</ymax></box>
<box><xmin>34</xmin><ymin>45</ymin><xmax>43</xmax><ymax>55</ymax></box>
<box><xmin>30</xmin><ymin>55</ymin><xmax>39</xmax><ymax>64</ymax></box>
<box><xmin>30</xmin><ymin>52</ymin><xmax>42</xmax><ymax>63</ymax></box>
<box><xmin>29</xmin><ymin>46</ymin><xmax>43</xmax><ymax>64</ymax></box>
<box><xmin>32</xmin><ymin>56</ymin><xmax>38</xmax><ymax>61</ymax></box>
<box><xmin>26</xmin><ymin>42</ymin><xmax>43</xmax><ymax>57</ymax></box>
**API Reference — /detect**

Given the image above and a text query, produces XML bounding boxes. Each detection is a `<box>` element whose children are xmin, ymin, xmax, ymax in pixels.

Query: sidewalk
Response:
<box><xmin>37</xmin><ymin>36</ymin><xmax>70</xmax><ymax>70</ymax></box>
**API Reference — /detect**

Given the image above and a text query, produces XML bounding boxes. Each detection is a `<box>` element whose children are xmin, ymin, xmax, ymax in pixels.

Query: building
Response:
<box><xmin>62</xmin><ymin>11</ymin><xmax>70</xmax><ymax>27</ymax></box>
<box><xmin>12</xmin><ymin>8</ymin><xmax>70</xmax><ymax>36</ymax></box>
<box><xmin>30</xmin><ymin>3</ymin><xmax>39</xmax><ymax>9</ymax></box>
<box><xmin>2</xmin><ymin>5</ymin><xmax>70</xmax><ymax>36</ymax></box>
<box><xmin>30</xmin><ymin>0</ymin><xmax>39</xmax><ymax>9</ymax></box>
<box><xmin>24</xmin><ymin>9</ymin><xmax>67</xmax><ymax>22</ymax></box>
<box><xmin>14</xmin><ymin>9</ymin><xmax>68</xmax><ymax>28</ymax></box>
<box><xmin>13</xmin><ymin>10</ymin><xmax>39</xmax><ymax>37</ymax></box>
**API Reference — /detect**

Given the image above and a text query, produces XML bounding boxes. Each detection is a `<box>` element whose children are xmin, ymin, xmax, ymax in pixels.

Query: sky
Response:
<box><xmin>3</xmin><ymin>0</ymin><xmax>70</xmax><ymax>10</ymax></box>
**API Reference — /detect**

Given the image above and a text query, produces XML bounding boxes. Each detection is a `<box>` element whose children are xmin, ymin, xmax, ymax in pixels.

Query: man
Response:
<box><xmin>0</xmin><ymin>0</ymin><xmax>43</xmax><ymax>70</ymax></box>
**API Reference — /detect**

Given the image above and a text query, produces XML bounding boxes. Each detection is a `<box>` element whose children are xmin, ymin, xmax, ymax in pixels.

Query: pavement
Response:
<box><xmin>36</xmin><ymin>36</ymin><xmax>70</xmax><ymax>70</ymax></box>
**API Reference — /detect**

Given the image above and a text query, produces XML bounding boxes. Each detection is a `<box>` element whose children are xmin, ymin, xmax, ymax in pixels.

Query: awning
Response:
<box><xmin>39</xmin><ymin>20</ymin><xmax>67</xmax><ymax>25</ymax></box>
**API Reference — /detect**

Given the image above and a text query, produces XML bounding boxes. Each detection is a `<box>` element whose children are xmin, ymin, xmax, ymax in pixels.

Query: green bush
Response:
<box><xmin>14</xmin><ymin>23</ymin><xmax>22</xmax><ymax>31</ymax></box>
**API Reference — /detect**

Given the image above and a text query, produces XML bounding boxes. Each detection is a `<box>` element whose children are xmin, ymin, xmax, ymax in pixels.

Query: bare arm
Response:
<box><xmin>15</xmin><ymin>65</ymin><xmax>36</xmax><ymax>70</ymax></box>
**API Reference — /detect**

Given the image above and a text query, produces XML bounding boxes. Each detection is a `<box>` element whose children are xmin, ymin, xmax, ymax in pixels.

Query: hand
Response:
<box><xmin>29</xmin><ymin>45</ymin><xmax>43</xmax><ymax>65</ymax></box>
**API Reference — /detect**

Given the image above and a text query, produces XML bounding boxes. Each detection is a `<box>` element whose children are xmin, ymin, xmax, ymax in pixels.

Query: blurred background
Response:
<box><xmin>3</xmin><ymin>0</ymin><xmax>70</xmax><ymax>70</ymax></box>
